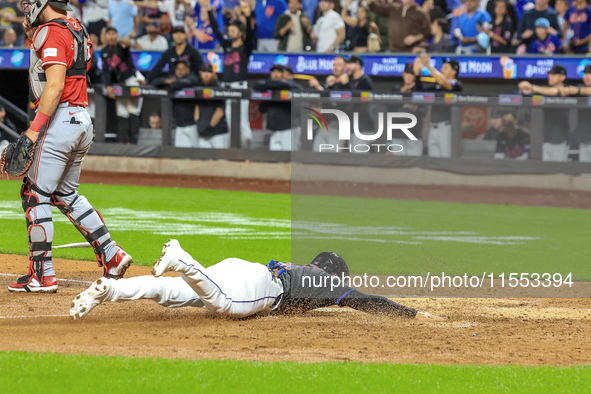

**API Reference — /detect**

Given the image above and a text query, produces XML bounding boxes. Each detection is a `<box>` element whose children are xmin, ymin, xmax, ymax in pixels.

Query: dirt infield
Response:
<box><xmin>1</xmin><ymin>172</ymin><xmax>590</xmax><ymax>366</ymax></box>
<box><xmin>0</xmin><ymin>256</ymin><xmax>589</xmax><ymax>366</ymax></box>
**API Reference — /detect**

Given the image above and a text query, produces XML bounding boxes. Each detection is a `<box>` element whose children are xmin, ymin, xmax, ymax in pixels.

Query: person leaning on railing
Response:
<box><xmin>254</xmin><ymin>64</ymin><xmax>302</xmax><ymax>151</ymax></box>
<box><xmin>145</xmin><ymin>25</ymin><xmax>204</xmax><ymax>84</ymax></box>
<box><xmin>389</xmin><ymin>63</ymin><xmax>427</xmax><ymax>156</ymax></box>
<box><xmin>560</xmin><ymin>64</ymin><xmax>591</xmax><ymax>162</ymax></box>
<box><xmin>194</xmin><ymin>64</ymin><xmax>229</xmax><ymax>149</ymax></box>
<box><xmin>308</xmin><ymin>55</ymin><xmax>351</xmax><ymax>91</ymax></box>
<box><xmin>517</xmin><ymin>64</ymin><xmax>569</xmax><ymax>162</ymax></box>
<box><xmin>413</xmin><ymin>52</ymin><xmax>462</xmax><ymax>158</ymax></box>
<box><xmin>151</xmin><ymin>57</ymin><xmax>201</xmax><ymax>148</ymax></box>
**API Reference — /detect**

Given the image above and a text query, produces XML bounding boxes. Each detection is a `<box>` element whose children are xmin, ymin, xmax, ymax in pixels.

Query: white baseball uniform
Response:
<box><xmin>104</xmin><ymin>257</ymin><xmax>284</xmax><ymax>318</ymax></box>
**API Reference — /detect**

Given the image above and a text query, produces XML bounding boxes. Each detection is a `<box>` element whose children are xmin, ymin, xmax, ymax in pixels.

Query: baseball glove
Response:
<box><xmin>0</xmin><ymin>133</ymin><xmax>36</xmax><ymax>177</ymax></box>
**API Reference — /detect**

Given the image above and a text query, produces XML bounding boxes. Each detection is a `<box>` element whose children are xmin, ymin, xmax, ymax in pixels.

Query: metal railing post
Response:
<box><xmin>230</xmin><ymin>99</ymin><xmax>241</xmax><ymax>148</ymax></box>
<box><xmin>450</xmin><ymin>105</ymin><xmax>462</xmax><ymax>158</ymax></box>
<box><xmin>529</xmin><ymin>108</ymin><xmax>544</xmax><ymax>161</ymax></box>
<box><xmin>161</xmin><ymin>97</ymin><xmax>173</xmax><ymax>146</ymax></box>
<box><xmin>93</xmin><ymin>90</ymin><xmax>107</xmax><ymax>142</ymax></box>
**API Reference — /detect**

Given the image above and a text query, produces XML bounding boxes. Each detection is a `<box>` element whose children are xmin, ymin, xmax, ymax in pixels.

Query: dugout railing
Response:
<box><xmin>88</xmin><ymin>85</ymin><xmax>591</xmax><ymax>176</ymax></box>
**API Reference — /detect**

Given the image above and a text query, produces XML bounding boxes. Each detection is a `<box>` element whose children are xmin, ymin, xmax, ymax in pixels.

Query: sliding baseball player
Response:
<box><xmin>70</xmin><ymin>239</ymin><xmax>446</xmax><ymax>321</ymax></box>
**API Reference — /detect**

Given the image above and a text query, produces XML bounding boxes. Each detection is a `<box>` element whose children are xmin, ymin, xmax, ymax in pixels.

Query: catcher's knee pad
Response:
<box><xmin>51</xmin><ymin>191</ymin><xmax>112</xmax><ymax>268</ymax></box>
<box><xmin>21</xmin><ymin>177</ymin><xmax>51</xmax><ymax>209</ymax></box>
<box><xmin>21</xmin><ymin>177</ymin><xmax>52</xmax><ymax>225</ymax></box>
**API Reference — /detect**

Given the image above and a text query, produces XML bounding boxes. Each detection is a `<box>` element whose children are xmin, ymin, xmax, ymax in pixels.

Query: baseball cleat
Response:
<box><xmin>104</xmin><ymin>247</ymin><xmax>133</xmax><ymax>279</ymax></box>
<box><xmin>8</xmin><ymin>274</ymin><xmax>58</xmax><ymax>293</ymax></box>
<box><xmin>152</xmin><ymin>239</ymin><xmax>183</xmax><ymax>277</ymax></box>
<box><xmin>415</xmin><ymin>311</ymin><xmax>448</xmax><ymax>322</ymax></box>
<box><xmin>70</xmin><ymin>278</ymin><xmax>112</xmax><ymax>320</ymax></box>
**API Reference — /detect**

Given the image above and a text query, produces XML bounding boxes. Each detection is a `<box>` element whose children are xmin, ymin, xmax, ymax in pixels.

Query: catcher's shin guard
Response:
<box><xmin>50</xmin><ymin>191</ymin><xmax>115</xmax><ymax>275</ymax></box>
<box><xmin>20</xmin><ymin>177</ymin><xmax>54</xmax><ymax>282</ymax></box>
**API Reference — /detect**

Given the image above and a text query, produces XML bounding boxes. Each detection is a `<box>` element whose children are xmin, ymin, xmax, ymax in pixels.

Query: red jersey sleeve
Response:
<box><xmin>37</xmin><ymin>26</ymin><xmax>70</xmax><ymax>69</ymax></box>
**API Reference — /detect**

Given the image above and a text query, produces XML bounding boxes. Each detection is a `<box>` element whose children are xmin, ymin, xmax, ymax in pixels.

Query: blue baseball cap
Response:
<box><xmin>534</xmin><ymin>18</ymin><xmax>550</xmax><ymax>28</ymax></box>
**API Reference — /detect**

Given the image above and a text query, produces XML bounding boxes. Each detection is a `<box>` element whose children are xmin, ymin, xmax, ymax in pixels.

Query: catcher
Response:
<box><xmin>1</xmin><ymin>0</ymin><xmax>132</xmax><ymax>293</ymax></box>
<box><xmin>70</xmin><ymin>239</ymin><xmax>447</xmax><ymax>322</ymax></box>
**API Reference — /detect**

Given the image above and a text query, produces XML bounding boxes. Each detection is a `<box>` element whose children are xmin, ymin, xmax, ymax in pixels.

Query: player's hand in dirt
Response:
<box><xmin>415</xmin><ymin>311</ymin><xmax>447</xmax><ymax>322</ymax></box>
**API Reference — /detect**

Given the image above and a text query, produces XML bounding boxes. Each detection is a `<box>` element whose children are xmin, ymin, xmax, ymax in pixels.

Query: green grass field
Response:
<box><xmin>0</xmin><ymin>180</ymin><xmax>588</xmax><ymax>279</ymax></box>
<box><xmin>1</xmin><ymin>180</ymin><xmax>590</xmax><ymax>390</ymax></box>
<box><xmin>0</xmin><ymin>181</ymin><xmax>292</xmax><ymax>267</ymax></box>
<box><xmin>292</xmin><ymin>194</ymin><xmax>591</xmax><ymax>279</ymax></box>
<box><xmin>0</xmin><ymin>351</ymin><xmax>589</xmax><ymax>393</ymax></box>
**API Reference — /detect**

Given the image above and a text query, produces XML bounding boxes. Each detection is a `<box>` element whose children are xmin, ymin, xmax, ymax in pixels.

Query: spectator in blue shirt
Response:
<box><xmin>454</xmin><ymin>0</ymin><xmax>491</xmax><ymax>53</ymax></box>
<box><xmin>448</xmin><ymin>0</ymin><xmax>466</xmax><ymax>47</ymax></box>
<box><xmin>194</xmin><ymin>0</ymin><xmax>225</xmax><ymax>41</ymax></box>
<box><xmin>447</xmin><ymin>0</ymin><xmax>462</xmax><ymax>15</ymax></box>
<box><xmin>255</xmin><ymin>0</ymin><xmax>288</xmax><ymax>51</ymax></box>
<box><xmin>302</xmin><ymin>0</ymin><xmax>318</xmax><ymax>22</ymax></box>
<box><xmin>563</xmin><ymin>0</ymin><xmax>591</xmax><ymax>54</ymax></box>
<box><xmin>516</xmin><ymin>0</ymin><xmax>561</xmax><ymax>52</ymax></box>
<box><xmin>108</xmin><ymin>0</ymin><xmax>139</xmax><ymax>39</ymax></box>
<box><xmin>189</xmin><ymin>6</ymin><xmax>220</xmax><ymax>49</ymax></box>
<box><xmin>530</xmin><ymin>17</ymin><xmax>562</xmax><ymax>53</ymax></box>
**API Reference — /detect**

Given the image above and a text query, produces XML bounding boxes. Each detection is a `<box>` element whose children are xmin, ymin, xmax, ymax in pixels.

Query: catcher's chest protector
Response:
<box><xmin>29</xmin><ymin>18</ymin><xmax>89</xmax><ymax>102</ymax></box>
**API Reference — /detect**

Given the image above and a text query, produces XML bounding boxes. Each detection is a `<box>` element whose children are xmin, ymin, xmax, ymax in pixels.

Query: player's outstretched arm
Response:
<box><xmin>338</xmin><ymin>289</ymin><xmax>447</xmax><ymax>321</ymax></box>
<box><xmin>415</xmin><ymin>311</ymin><xmax>447</xmax><ymax>322</ymax></box>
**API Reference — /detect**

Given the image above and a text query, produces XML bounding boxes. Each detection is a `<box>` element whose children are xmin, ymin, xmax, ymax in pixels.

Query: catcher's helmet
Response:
<box><xmin>310</xmin><ymin>252</ymin><xmax>349</xmax><ymax>277</ymax></box>
<box><xmin>22</xmin><ymin>0</ymin><xmax>72</xmax><ymax>27</ymax></box>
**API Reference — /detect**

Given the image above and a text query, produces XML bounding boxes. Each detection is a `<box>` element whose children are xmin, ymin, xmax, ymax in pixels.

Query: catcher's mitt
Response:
<box><xmin>0</xmin><ymin>133</ymin><xmax>36</xmax><ymax>177</ymax></box>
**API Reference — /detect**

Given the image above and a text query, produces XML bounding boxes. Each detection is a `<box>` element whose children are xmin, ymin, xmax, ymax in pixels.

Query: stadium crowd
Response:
<box><xmin>1</xmin><ymin>0</ymin><xmax>591</xmax><ymax>54</ymax></box>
